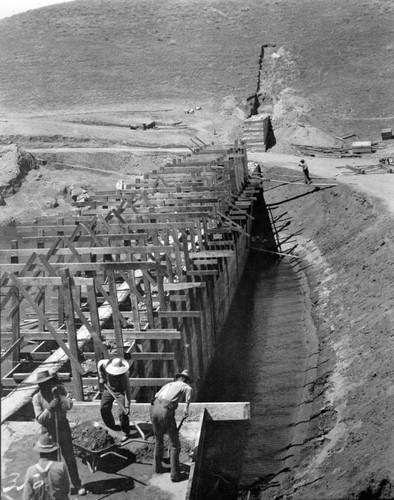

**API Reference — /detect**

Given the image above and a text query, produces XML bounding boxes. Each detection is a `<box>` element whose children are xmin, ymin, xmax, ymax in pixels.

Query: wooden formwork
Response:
<box><xmin>1</xmin><ymin>141</ymin><xmax>263</xmax><ymax>422</ymax></box>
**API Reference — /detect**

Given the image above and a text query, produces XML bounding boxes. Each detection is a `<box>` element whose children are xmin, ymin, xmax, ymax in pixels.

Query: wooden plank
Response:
<box><xmin>158</xmin><ymin>311</ymin><xmax>202</xmax><ymax>318</ymax></box>
<box><xmin>0</xmin><ymin>262</ymin><xmax>164</xmax><ymax>273</ymax></box>
<box><xmin>81</xmin><ymin>377</ymin><xmax>173</xmax><ymax>386</ymax></box>
<box><xmin>128</xmin><ymin>352</ymin><xmax>175</xmax><ymax>361</ymax></box>
<box><xmin>1</xmin><ymin>276</ymin><xmax>94</xmax><ymax>287</ymax></box>
<box><xmin>22</xmin><ymin>233</ymin><xmax>149</xmax><ymax>243</ymax></box>
<box><xmin>60</xmin><ymin>271</ymin><xmax>84</xmax><ymax>400</ymax></box>
<box><xmin>107</xmin><ymin>269</ymin><xmax>125</xmax><ymax>357</ymax></box>
<box><xmin>161</xmin><ymin>282</ymin><xmax>206</xmax><ymax>290</ymax></box>
<box><xmin>3</xmin><ymin>329</ymin><xmax>181</xmax><ymax>341</ymax></box>
<box><xmin>186</xmin><ymin>270</ymin><xmax>219</xmax><ymax>276</ymax></box>
<box><xmin>189</xmin><ymin>250</ymin><xmax>233</xmax><ymax>259</ymax></box>
<box><xmin>0</xmin><ymin>337</ymin><xmax>24</xmax><ymax>364</ymax></box>
<box><xmin>0</xmin><ymin>245</ymin><xmax>176</xmax><ymax>257</ymax></box>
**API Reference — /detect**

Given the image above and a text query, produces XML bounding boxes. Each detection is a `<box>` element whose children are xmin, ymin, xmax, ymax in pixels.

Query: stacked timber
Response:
<box><xmin>1</xmin><ymin>141</ymin><xmax>264</xmax><ymax>422</ymax></box>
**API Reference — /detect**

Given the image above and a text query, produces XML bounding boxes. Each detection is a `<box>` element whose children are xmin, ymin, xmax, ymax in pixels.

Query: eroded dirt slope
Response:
<box><xmin>259</xmin><ymin>168</ymin><xmax>394</xmax><ymax>499</ymax></box>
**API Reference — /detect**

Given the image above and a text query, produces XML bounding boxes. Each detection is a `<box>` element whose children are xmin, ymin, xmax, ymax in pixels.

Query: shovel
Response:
<box><xmin>103</xmin><ymin>383</ymin><xmax>145</xmax><ymax>440</ymax></box>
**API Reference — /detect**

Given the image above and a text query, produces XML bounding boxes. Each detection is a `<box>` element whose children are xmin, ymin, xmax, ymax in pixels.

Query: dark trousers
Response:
<box><xmin>303</xmin><ymin>168</ymin><xmax>312</xmax><ymax>184</ymax></box>
<box><xmin>150</xmin><ymin>399</ymin><xmax>180</xmax><ymax>479</ymax></box>
<box><xmin>100</xmin><ymin>389</ymin><xmax>130</xmax><ymax>435</ymax></box>
<box><xmin>45</xmin><ymin>419</ymin><xmax>82</xmax><ymax>489</ymax></box>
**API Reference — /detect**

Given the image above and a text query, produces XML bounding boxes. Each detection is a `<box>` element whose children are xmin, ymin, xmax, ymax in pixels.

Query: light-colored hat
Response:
<box><xmin>34</xmin><ymin>434</ymin><xmax>59</xmax><ymax>453</ymax></box>
<box><xmin>175</xmin><ymin>369</ymin><xmax>193</xmax><ymax>383</ymax></box>
<box><xmin>35</xmin><ymin>370</ymin><xmax>56</xmax><ymax>384</ymax></box>
<box><xmin>105</xmin><ymin>357</ymin><xmax>129</xmax><ymax>375</ymax></box>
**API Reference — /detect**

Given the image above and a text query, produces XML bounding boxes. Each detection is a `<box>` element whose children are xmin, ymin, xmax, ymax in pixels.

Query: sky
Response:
<box><xmin>0</xmin><ymin>0</ymin><xmax>76</xmax><ymax>20</ymax></box>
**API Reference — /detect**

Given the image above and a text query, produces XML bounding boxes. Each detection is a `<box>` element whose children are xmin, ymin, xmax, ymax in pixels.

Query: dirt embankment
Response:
<box><xmin>260</xmin><ymin>168</ymin><xmax>394</xmax><ymax>499</ymax></box>
<box><xmin>0</xmin><ymin>145</ymin><xmax>36</xmax><ymax>199</ymax></box>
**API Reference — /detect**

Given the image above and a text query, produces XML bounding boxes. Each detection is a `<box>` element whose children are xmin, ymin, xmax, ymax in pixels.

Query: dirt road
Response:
<box><xmin>249</xmin><ymin>151</ymin><xmax>394</xmax><ymax>213</ymax></box>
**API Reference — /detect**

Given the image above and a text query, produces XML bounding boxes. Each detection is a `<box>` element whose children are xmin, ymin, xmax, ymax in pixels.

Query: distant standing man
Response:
<box><xmin>299</xmin><ymin>159</ymin><xmax>312</xmax><ymax>184</ymax></box>
<box><xmin>23</xmin><ymin>434</ymin><xmax>70</xmax><ymax>500</ymax></box>
<box><xmin>32</xmin><ymin>370</ymin><xmax>86</xmax><ymax>496</ymax></box>
<box><xmin>97</xmin><ymin>357</ymin><xmax>132</xmax><ymax>441</ymax></box>
<box><xmin>150</xmin><ymin>369</ymin><xmax>193</xmax><ymax>482</ymax></box>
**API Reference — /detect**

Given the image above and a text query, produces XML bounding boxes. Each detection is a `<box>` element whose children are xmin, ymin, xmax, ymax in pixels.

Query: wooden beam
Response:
<box><xmin>0</xmin><ymin>337</ymin><xmax>24</xmax><ymax>364</ymax></box>
<box><xmin>7</xmin><ymin>273</ymin><xmax>85</xmax><ymax>375</ymax></box>
<box><xmin>158</xmin><ymin>311</ymin><xmax>202</xmax><ymax>318</ymax></box>
<box><xmin>60</xmin><ymin>270</ymin><xmax>84</xmax><ymax>400</ymax></box>
<box><xmin>81</xmin><ymin>377</ymin><xmax>173</xmax><ymax>386</ymax></box>
<box><xmin>189</xmin><ymin>250</ymin><xmax>233</xmax><ymax>259</ymax></box>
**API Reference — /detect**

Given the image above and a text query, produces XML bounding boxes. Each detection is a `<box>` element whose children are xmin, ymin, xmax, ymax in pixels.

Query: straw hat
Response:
<box><xmin>35</xmin><ymin>370</ymin><xmax>56</xmax><ymax>384</ymax></box>
<box><xmin>34</xmin><ymin>434</ymin><xmax>59</xmax><ymax>453</ymax></box>
<box><xmin>105</xmin><ymin>358</ymin><xmax>129</xmax><ymax>376</ymax></box>
<box><xmin>175</xmin><ymin>369</ymin><xmax>193</xmax><ymax>383</ymax></box>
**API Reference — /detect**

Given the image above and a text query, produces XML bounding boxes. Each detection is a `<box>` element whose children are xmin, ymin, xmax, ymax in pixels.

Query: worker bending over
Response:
<box><xmin>150</xmin><ymin>369</ymin><xmax>193</xmax><ymax>482</ymax></box>
<box><xmin>32</xmin><ymin>370</ymin><xmax>85</xmax><ymax>496</ymax></box>
<box><xmin>98</xmin><ymin>357</ymin><xmax>132</xmax><ymax>441</ymax></box>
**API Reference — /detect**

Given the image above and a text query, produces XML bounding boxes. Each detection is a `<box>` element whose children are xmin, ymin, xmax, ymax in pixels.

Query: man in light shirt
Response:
<box><xmin>150</xmin><ymin>369</ymin><xmax>193</xmax><ymax>482</ymax></box>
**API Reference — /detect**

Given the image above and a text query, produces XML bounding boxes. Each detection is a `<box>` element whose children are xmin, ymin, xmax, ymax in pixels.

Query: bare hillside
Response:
<box><xmin>0</xmin><ymin>0</ymin><xmax>393</xmax><ymax>138</ymax></box>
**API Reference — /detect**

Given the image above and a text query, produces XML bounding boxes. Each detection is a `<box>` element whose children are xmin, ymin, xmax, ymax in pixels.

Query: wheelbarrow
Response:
<box><xmin>73</xmin><ymin>441</ymin><xmax>129</xmax><ymax>473</ymax></box>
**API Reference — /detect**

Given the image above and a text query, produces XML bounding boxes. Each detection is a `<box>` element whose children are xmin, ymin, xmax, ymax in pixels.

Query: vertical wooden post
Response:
<box><xmin>107</xmin><ymin>269</ymin><xmax>124</xmax><ymax>357</ymax></box>
<box><xmin>61</xmin><ymin>269</ymin><xmax>84</xmax><ymax>400</ymax></box>
<box><xmin>10</xmin><ymin>240</ymin><xmax>20</xmax><ymax>365</ymax></box>
<box><xmin>86</xmin><ymin>281</ymin><xmax>106</xmax><ymax>361</ymax></box>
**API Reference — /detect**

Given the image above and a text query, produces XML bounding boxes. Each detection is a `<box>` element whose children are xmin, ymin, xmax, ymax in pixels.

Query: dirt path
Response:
<box><xmin>249</xmin><ymin>151</ymin><xmax>394</xmax><ymax>213</ymax></box>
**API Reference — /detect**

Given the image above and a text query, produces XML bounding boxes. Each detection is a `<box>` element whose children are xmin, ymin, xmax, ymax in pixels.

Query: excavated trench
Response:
<box><xmin>197</xmin><ymin>251</ymin><xmax>314</xmax><ymax>498</ymax></box>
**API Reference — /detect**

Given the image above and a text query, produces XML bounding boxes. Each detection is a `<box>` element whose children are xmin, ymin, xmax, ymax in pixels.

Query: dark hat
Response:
<box><xmin>175</xmin><ymin>369</ymin><xmax>193</xmax><ymax>383</ymax></box>
<box><xmin>34</xmin><ymin>434</ymin><xmax>59</xmax><ymax>453</ymax></box>
<box><xmin>300</xmin><ymin>159</ymin><xmax>305</xmax><ymax>163</ymax></box>
<box><xmin>35</xmin><ymin>370</ymin><xmax>56</xmax><ymax>384</ymax></box>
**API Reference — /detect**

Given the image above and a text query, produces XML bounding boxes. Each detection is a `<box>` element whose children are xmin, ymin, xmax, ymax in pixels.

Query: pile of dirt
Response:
<box><xmin>72</xmin><ymin>422</ymin><xmax>115</xmax><ymax>452</ymax></box>
<box><xmin>0</xmin><ymin>145</ymin><xmax>36</xmax><ymax>198</ymax></box>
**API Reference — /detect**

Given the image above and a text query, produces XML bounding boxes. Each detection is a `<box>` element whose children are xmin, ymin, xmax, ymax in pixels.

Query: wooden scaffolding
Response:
<box><xmin>1</xmin><ymin>141</ymin><xmax>263</xmax><ymax>422</ymax></box>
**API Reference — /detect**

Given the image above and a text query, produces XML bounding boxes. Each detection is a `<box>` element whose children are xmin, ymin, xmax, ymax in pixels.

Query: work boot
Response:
<box><xmin>77</xmin><ymin>487</ymin><xmax>86</xmax><ymax>496</ymax></box>
<box><xmin>171</xmin><ymin>472</ymin><xmax>188</xmax><ymax>483</ymax></box>
<box><xmin>155</xmin><ymin>466</ymin><xmax>167</xmax><ymax>474</ymax></box>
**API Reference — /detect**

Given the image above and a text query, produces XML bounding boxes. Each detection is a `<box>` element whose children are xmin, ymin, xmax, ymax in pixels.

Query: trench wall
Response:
<box><xmin>261</xmin><ymin>166</ymin><xmax>394</xmax><ymax>499</ymax></box>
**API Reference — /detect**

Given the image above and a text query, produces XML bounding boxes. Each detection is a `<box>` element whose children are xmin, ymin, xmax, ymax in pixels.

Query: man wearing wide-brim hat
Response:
<box><xmin>150</xmin><ymin>369</ymin><xmax>193</xmax><ymax>482</ymax></box>
<box><xmin>23</xmin><ymin>429</ymin><xmax>71</xmax><ymax>499</ymax></box>
<box><xmin>32</xmin><ymin>369</ymin><xmax>86</xmax><ymax>496</ymax></box>
<box><xmin>97</xmin><ymin>357</ymin><xmax>132</xmax><ymax>441</ymax></box>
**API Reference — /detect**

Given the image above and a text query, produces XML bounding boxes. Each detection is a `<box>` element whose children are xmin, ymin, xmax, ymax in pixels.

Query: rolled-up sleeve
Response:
<box><xmin>184</xmin><ymin>385</ymin><xmax>193</xmax><ymax>404</ymax></box>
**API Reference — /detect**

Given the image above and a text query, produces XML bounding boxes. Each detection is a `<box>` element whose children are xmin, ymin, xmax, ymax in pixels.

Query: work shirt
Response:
<box><xmin>299</xmin><ymin>162</ymin><xmax>308</xmax><ymax>172</ymax></box>
<box><xmin>97</xmin><ymin>360</ymin><xmax>132</xmax><ymax>403</ymax></box>
<box><xmin>32</xmin><ymin>386</ymin><xmax>72</xmax><ymax>432</ymax></box>
<box><xmin>23</xmin><ymin>459</ymin><xmax>70</xmax><ymax>500</ymax></box>
<box><xmin>154</xmin><ymin>380</ymin><xmax>192</xmax><ymax>408</ymax></box>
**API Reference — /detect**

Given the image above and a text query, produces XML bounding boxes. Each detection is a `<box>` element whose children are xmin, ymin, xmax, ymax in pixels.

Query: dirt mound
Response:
<box><xmin>72</xmin><ymin>422</ymin><xmax>115</xmax><ymax>452</ymax></box>
<box><xmin>0</xmin><ymin>145</ymin><xmax>36</xmax><ymax>198</ymax></box>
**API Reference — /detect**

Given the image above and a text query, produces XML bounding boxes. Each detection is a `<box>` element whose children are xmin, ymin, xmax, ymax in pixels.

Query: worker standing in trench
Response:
<box><xmin>150</xmin><ymin>369</ymin><xmax>193</xmax><ymax>482</ymax></box>
<box><xmin>97</xmin><ymin>357</ymin><xmax>132</xmax><ymax>442</ymax></box>
<box><xmin>32</xmin><ymin>370</ymin><xmax>86</xmax><ymax>496</ymax></box>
